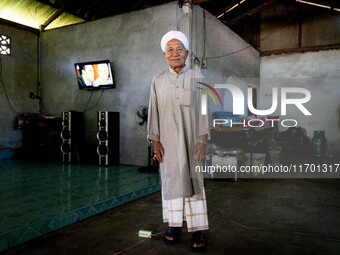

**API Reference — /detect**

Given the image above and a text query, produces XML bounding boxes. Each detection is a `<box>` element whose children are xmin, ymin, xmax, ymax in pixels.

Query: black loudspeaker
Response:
<box><xmin>60</xmin><ymin>111</ymin><xmax>84</xmax><ymax>163</ymax></box>
<box><xmin>97</xmin><ymin>111</ymin><xmax>120</xmax><ymax>165</ymax></box>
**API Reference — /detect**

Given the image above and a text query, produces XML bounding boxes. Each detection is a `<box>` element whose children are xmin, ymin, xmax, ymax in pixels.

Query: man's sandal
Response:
<box><xmin>163</xmin><ymin>227</ymin><xmax>181</xmax><ymax>245</ymax></box>
<box><xmin>191</xmin><ymin>231</ymin><xmax>207</xmax><ymax>252</ymax></box>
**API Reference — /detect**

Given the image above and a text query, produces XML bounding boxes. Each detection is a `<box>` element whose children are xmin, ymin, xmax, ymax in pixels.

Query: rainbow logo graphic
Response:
<box><xmin>197</xmin><ymin>82</ymin><xmax>223</xmax><ymax>115</ymax></box>
<box><xmin>197</xmin><ymin>82</ymin><xmax>223</xmax><ymax>105</ymax></box>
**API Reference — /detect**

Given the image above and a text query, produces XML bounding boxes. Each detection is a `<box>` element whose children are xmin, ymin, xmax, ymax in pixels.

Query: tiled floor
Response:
<box><xmin>0</xmin><ymin>160</ymin><xmax>160</xmax><ymax>252</ymax></box>
<box><xmin>2</xmin><ymin>177</ymin><xmax>340</xmax><ymax>255</ymax></box>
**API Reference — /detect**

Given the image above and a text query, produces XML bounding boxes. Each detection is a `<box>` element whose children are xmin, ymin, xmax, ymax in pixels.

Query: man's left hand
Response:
<box><xmin>194</xmin><ymin>142</ymin><xmax>206</xmax><ymax>163</ymax></box>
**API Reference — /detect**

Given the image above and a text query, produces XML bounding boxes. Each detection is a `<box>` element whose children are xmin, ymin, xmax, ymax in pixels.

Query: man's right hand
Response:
<box><xmin>152</xmin><ymin>140</ymin><xmax>164</xmax><ymax>163</ymax></box>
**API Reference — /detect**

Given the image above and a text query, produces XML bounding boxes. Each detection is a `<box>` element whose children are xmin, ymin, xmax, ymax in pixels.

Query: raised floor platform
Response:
<box><xmin>0</xmin><ymin>160</ymin><xmax>160</xmax><ymax>252</ymax></box>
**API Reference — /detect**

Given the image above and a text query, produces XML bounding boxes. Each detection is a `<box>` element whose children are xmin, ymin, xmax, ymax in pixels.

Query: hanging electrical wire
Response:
<box><xmin>0</xmin><ymin>56</ymin><xmax>20</xmax><ymax>114</ymax></box>
<box><xmin>83</xmin><ymin>89</ymin><xmax>104</xmax><ymax>112</ymax></box>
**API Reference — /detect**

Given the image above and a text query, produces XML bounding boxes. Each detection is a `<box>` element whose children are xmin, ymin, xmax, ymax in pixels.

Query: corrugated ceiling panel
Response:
<box><xmin>0</xmin><ymin>0</ymin><xmax>84</xmax><ymax>30</ymax></box>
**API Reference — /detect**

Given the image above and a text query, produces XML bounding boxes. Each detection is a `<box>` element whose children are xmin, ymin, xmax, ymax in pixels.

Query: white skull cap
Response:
<box><xmin>161</xmin><ymin>30</ymin><xmax>189</xmax><ymax>52</ymax></box>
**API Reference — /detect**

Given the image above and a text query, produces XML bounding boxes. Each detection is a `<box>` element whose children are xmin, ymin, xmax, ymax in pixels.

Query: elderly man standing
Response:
<box><xmin>147</xmin><ymin>30</ymin><xmax>210</xmax><ymax>252</ymax></box>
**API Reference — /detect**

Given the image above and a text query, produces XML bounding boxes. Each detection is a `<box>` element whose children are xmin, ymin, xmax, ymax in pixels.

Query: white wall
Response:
<box><xmin>260</xmin><ymin>49</ymin><xmax>340</xmax><ymax>156</ymax></box>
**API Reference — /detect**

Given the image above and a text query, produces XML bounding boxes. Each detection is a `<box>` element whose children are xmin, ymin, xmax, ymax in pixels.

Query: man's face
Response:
<box><xmin>164</xmin><ymin>39</ymin><xmax>188</xmax><ymax>71</ymax></box>
<box><xmin>82</xmin><ymin>65</ymin><xmax>95</xmax><ymax>82</ymax></box>
<box><xmin>98</xmin><ymin>64</ymin><xmax>109</xmax><ymax>80</ymax></box>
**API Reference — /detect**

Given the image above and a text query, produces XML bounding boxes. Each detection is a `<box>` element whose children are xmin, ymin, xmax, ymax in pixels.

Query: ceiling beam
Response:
<box><xmin>296</xmin><ymin>0</ymin><xmax>340</xmax><ymax>9</ymax></box>
<box><xmin>40</xmin><ymin>0</ymin><xmax>74</xmax><ymax>30</ymax></box>
<box><xmin>41</xmin><ymin>8</ymin><xmax>65</xmax><ymax>30</ymax></box>
<box><xmin>219</xmin><ymin>0</ymin><xmax>278</xmax><ymax>25</ymax></box>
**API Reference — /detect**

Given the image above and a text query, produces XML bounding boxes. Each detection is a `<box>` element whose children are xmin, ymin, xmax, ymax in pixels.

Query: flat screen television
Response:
<box><xmin>74</xmin><ymin>60</ymin><xmax>115</xmax><ymax>90</ymax></box>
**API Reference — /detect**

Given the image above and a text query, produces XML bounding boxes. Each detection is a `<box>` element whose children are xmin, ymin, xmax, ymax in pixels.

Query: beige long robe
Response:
<box><xmin>147</xmin><ymin>66</ymin><xmax>210</xmax><ymax>200</ymax></box>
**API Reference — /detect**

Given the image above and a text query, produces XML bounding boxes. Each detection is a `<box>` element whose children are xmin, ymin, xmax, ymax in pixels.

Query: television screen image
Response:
<box><xmin>75</xmin><ymin>60</ymin><xmax>115</xmax><ymax>90</ymax></box>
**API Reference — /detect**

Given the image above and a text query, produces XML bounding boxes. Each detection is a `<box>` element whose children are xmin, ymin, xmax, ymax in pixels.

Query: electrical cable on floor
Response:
<box><xmin>111</xmin><ymin>239</ymin><xmax>147</xmax><ymax>255</ymax></box>
<box><xmin>111</xmin><ymin>232</ymin><xmax>162</xmax><ymax>255</ymax></box>
<box><xmin>108</xmin><ymin>210</ymin><xmax>340</xmax><ymax>255</ymax></box>
<box><xmin>213</xmin><ymin>211</ymin><xmax>340</xmax><ymax>242</ymax></box>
